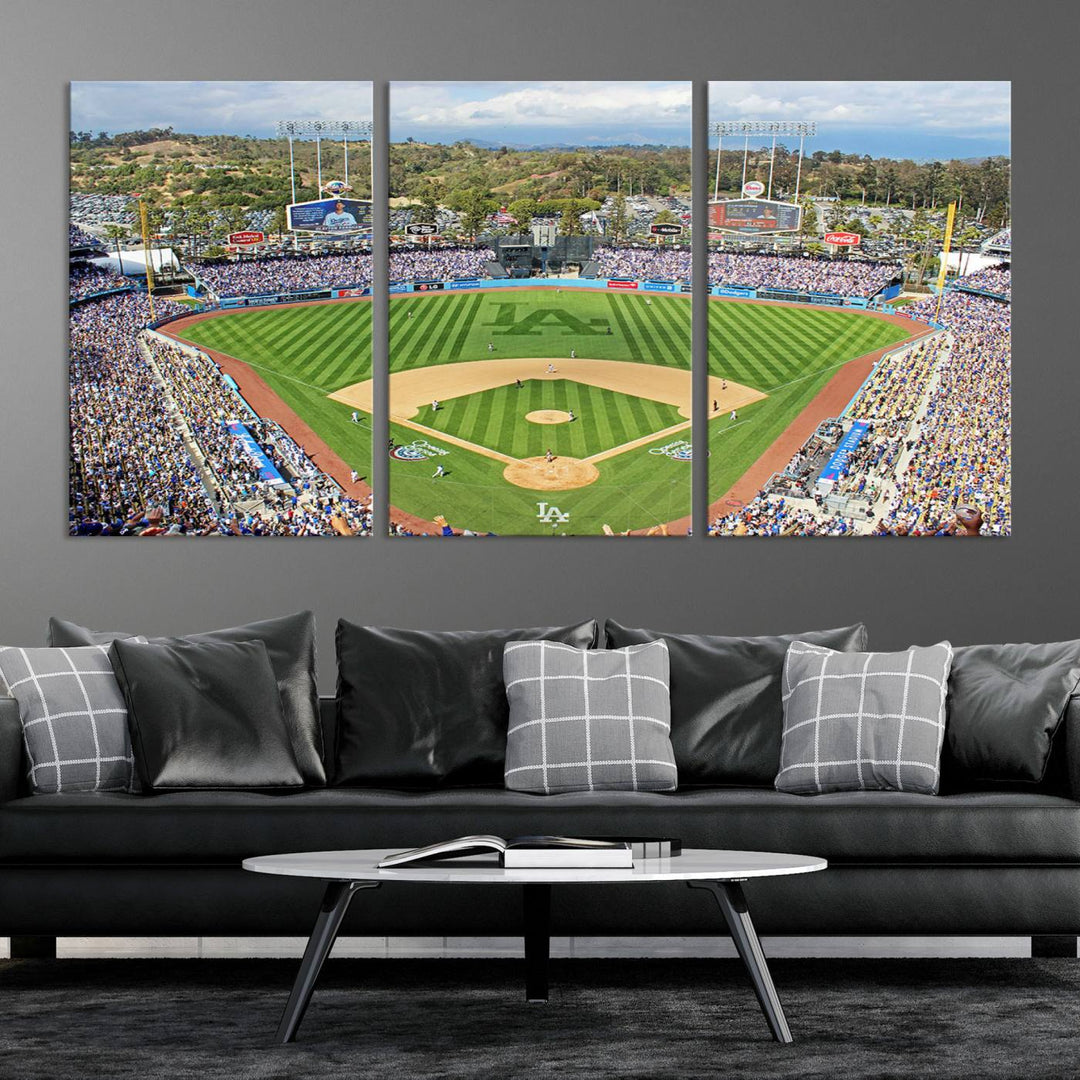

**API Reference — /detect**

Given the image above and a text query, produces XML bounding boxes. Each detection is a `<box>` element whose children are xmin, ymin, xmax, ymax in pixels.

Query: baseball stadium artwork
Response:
<box><xmin>69</xmin><ymin>81</ymin><xmax>375</xmax><ymax>537</ymax></box>
<box><xmin>705</xmin><ymin>81</ymin><xmax>1011</xmax><ymax>538</ymax></box>
<box><xmin>381</xmin><ymin>81</ymin><xmax>694</xmax><ymax>536</ymax></box>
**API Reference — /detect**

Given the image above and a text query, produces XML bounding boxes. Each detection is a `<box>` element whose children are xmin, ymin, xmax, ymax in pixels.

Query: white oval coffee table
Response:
<box><xmin>244</xmin><ymin>847</ymin><xmax>827</xmax><ymax>1045</ymax></box>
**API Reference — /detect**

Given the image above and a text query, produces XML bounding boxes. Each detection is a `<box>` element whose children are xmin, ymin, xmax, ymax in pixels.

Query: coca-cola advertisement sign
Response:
<box><xmin>824</xmin><ymin>231</ymin><xmax>861</xmax><ymax>246</ymax></box>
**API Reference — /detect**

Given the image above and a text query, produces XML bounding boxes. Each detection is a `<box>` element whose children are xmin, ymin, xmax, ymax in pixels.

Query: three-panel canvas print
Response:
<box><xmin>69</xmin><ymin>80</ymin><xmax>1010</xmax><ymax>538</ymax></box>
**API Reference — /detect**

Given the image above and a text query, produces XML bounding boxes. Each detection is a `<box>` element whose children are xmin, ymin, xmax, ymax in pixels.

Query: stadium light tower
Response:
<box><xmin>709</xmin><ymin>121</ymin><xmax>817</xmax><ymax>201</ymax></box>
<box><xmin>275</xmin><ymin>119</ymin><xmax>374</xmax><ymax>204</ymax></box>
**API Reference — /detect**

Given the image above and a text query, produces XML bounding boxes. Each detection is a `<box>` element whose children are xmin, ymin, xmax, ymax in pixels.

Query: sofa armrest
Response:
<box><xmin>0</xmin><ymin>696</ymin><xmax>24</xmax><ymax>803</ymax></box>
<box><xmin>1066</xmin><ymin>693</ymin><xmax>1080</xmax><ymax>801</ymax></box>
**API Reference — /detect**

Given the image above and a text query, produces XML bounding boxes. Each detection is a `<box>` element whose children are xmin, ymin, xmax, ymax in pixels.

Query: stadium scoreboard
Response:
<box><xmin>708</xmin><ymin>198</ymin><xmax>802</xmax><ymax>235</ymax></box>
<box><xmin>287</xmin><ymin>197</ymin><xmax>373</xmax><ymax>235</ymax></box>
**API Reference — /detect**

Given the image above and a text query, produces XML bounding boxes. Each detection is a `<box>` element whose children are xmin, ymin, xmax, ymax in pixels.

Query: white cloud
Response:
<box><xmin>707</xmin><ymin>81</ymin><xmax>1010</xmax><ymax>135</ymax></box>
<box><xmin>391</xmin><ymin>81</ymin><xmax>690</xmax><ymax>132</ymax></box>
<box><xmin>71</xmin><ymin>81</ymin><xmax>372</xmax><ymax>136</ymax></box>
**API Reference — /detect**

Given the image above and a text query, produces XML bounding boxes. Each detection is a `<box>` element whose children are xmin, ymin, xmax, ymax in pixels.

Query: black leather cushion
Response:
<box><xmin>3</xmin><ymin>786</ymin><xmax>1078</xmax><ymax>865</ymax></box>
<box><xmin>108</xmin><ymin>638</ymin><xmax>304</xmax><ymax>792</ymax></box>
<box><xmin>943</xmin><ymin>642</ymin><xmax>1080</xmax><ymax>787</ymax></box>
<box><xmin>48</xmin><ymin>613</ymin><xmax>324</xmax><ymax>786</ymax></box>
<box><xmin>335</xmin><ymin>620</ymin><xmax>600</xmax><ymax>788</ymax></box>
<box><xmin>604</xmin><ymin>621</ymin><xmax>868</xmax><ymax>786</ymax></box>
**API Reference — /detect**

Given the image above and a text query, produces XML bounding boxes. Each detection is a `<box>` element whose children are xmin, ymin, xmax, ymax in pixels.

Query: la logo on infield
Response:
<box><xmin>536</xmin><ymin>502</ymin><xmax>570</xmax><ymax>524</ymax></box>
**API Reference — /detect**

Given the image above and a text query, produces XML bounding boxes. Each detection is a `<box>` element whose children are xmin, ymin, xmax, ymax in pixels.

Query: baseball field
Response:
<box><xmin>172</xmin><ymin>288</ymin><xmax>911</xmax><ymax>535</ymax></box>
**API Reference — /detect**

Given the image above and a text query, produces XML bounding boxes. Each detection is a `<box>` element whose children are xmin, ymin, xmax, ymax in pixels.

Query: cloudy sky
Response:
<box><xmin>71</xmin><ymin>80</ymin><xmax>1009</xmax><ymax>159</ymax></box>
<box><xmin>391</xmin><ymin>82</ymin><xmax>691</xmax><ymax>146</ymax></box>
<box><xmin>70</xmin><ymin>81</ymin><xmax>372</xmax><ymax>138</ymax></box>
<box><xmin>708</xmin><ymin>81</ymin><xmax>1010</xmax><ymax>160</ymax></box>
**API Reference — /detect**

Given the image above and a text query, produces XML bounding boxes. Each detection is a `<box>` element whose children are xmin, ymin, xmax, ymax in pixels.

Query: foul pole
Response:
<box><xmin>934</xmin><ymin>201</ymin><xmax>958</xmax><ymax>324</ymax></box>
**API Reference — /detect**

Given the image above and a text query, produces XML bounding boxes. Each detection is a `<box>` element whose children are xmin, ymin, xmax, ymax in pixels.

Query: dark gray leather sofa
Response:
<box><xmin>3</xmin><ymin>695</ymin><xmax>1080</xmax><ymax>954</ymax></box>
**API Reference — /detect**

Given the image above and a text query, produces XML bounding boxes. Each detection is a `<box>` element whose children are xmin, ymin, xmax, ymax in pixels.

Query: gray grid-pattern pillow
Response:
<box><xmin>503</xmin><ymin>639</ymin><xmax>677</xmax><ymax>794</ymax></box>
<box><xmin>776</xmin><ymin>640</ymin><xmax>953</xmax><ymax>795</ymax></box>
<box><xmin>0</xmin><ymin>646</ymin><xmax>138</xmax><ymax>794</ymax></box>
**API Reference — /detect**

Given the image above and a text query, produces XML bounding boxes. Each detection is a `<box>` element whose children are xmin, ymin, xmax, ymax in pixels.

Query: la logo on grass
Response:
<box><xmin>488</xmin><ymin>304</ymin><xmax>607</xmax><ymax>336</ymax></box>
<box><xmin>536</xmin><ymin>502</ymin><xmax>570</xmax><ymax>524</ymax></box>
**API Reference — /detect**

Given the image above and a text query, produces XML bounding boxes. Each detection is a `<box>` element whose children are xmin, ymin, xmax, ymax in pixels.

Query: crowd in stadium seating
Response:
<box><xmin>953</xmin><ymin>265</ymin><xmax>1011</xmax><ymax>300</ymax></box>
<box><xmin>871</xmin><ymin>291</ymin><xmax>1011</xmax><ymax>536</ymax></box>
<box><xmin>592</xmin><ymin>246</ymin><xmax>692</xmax><ymax>281</ymax></box>
<box><xmin>143</xmin><ymin>335</ymin><xmax>374</xmax><ymax>537</ymax></box>
<box><xmin>709</xmin><ymin>495</ymin><xmax>860</xmax><ymax>537</ymax></box>
<box><xmin>589</xmin><ymin>246</ymin><xmax>901</xmax><ymax>297</ymax></box>
<box><xmin>196</xmin><ymin>251</ymin><xmax>373</xmax><ymax>298</ymax></box>
<box><xmin>69</xmin><ymin>291</ymin><xmax>372</xmax><ymax>536</ymax></box>
<box><xmin>69</xmin><ymin>224</ymin><xmax>102</xmax><ymax>249</ymax></box>
<box><xmin>389</xmin><ymin>247</ymin><xmax>496</xmax><ymax>282</ymax></box>
<box><xmin>69</xmin><ymin>263</ymin><xmax>132</xmax><ymax>301</ymax></box>
<box><xmin>709</xmin><ymin>251</ymin><xmax>900</xmax><ymax>298</ymax></box>
<box><xmin>69</xmin><ymin>292</ymin><xmax>218</xmax><ymax>536</ymax></box>
<box><xmin>709</xmin><ymin>287</ymin><xmax>1011</xmax><ymax>538</ymax></box>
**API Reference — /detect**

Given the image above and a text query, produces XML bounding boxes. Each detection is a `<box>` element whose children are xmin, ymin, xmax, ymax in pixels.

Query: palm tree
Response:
<box><xmin>103</xmin><ymin>223</ymin><xmax>128</xmax><ymax>275</ymax></box>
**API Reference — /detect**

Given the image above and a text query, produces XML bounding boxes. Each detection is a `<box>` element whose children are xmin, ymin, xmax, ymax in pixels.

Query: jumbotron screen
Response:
<box><xmin>286</xmin><ymin>197</ymin><xmax>373</xmax><ymax>234</ymax></box>
<box><xmin>708</xmin><ymin>198</ymin><xmax>802</xmax><ymax>235</ymax></box>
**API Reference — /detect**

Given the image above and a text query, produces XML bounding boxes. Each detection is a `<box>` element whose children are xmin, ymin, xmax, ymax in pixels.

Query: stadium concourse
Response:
<box><xmin>709</xmin><ymin>266</ymin><xmax>1011</xmax><ymax>537</ymax></box>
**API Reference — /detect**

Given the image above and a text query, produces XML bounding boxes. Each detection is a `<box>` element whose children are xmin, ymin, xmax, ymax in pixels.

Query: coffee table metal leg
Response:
<box><xmin>276</xmin><ymin>880</ymin><xmax>380</xmax><ymax>1044</ymax></box>
<box><xmin>688</xmin><ymin>880</ymin><xmax>793</xmax><ymax>1044</ymax></box>
<box><xmin>523</xmin><ymin>883</ymin><xmax>551</xmax><ymax>1002</ymax></box>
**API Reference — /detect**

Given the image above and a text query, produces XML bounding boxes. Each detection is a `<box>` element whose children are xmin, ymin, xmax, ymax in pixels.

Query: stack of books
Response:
<box><xmin>377</xmin><ymin>835</ymin><xmax>681</xmax><ymax>869</ymax></box>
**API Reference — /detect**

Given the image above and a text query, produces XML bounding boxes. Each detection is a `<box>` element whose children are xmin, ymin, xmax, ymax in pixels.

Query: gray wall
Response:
<box><xmin>0</xmin><ymin>0</ymin><xmax>1074</xmax><ymax>688</ymax></box>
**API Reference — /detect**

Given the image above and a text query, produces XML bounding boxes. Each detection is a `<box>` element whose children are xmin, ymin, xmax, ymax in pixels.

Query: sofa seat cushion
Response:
<box><xmin>2</xmin><ymin>788</ymin><xmax>1079</xmax><ymax>865</ymax></box>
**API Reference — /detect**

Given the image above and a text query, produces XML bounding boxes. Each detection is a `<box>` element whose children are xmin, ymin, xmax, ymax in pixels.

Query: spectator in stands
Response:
<box><xmin>388</xmin><ymin>247</ymin><xmax>495</xmax><ymax>283</ymax></box>
<box><xmin>709</xmin><ymin>288</ymin><xmax>1010</xmax><ymax>537</ymax></box>
<box><xmin>196</xmin><ymin>251</ymin><xmax>372</xmax><ymax>299</ymax></box>
<box><xmin>68</xmin><ymin>290</ymin><xmax>375</xmax><ymax>537</ymax></box>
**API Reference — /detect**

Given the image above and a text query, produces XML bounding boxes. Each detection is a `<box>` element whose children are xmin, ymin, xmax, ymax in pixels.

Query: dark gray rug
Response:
<box><xmin>2</xmin><ymin>957</ymin><xmax>1079</xmax><ymax>1079</ymax></box>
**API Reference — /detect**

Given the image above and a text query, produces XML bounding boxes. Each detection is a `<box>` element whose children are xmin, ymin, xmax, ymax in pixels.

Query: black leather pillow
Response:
<box><xmin>604</xmin><ymin>620</ymin><xmax>868</xmax><ymax>786</ymax></box>
<box><xmin>48</xmin><ymin>613</ymin><xmax>324</xmax><ymax>786</ymax></box>
<box><xmin>108</xmin><ymin>638</ymin><xmax>304</xmax><ymax>792</ymax></box>
<box><xmin>942</xmin><ymin>641</ymin><xmax>1080</xmax><ymax>787</ymax></box>
<box><xmin>335</xmin><ymin>620</ymin><xmax>600</xmax><ymax>788</ymax></box>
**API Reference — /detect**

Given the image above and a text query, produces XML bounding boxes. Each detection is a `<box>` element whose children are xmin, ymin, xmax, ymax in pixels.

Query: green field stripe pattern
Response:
<box><xmin>180</xmin><ymin>302</ymin><xmax>373</xmax><ymax>391</ymax></box>
<box><xmin>390</xmin><ymin>419</ymin><xmax>692</xmax><ymax>537</ymax></box>
<box><xmin>707</xmin><ymin>300</ymin><xmax>905</xmax><ymax>389</ymax></box>
<box><xmin>173</xmin><ymin>301</ymin><xmax>374</xmax><ymax>481</ymax></box>
<box><xmin>390</xmin><ymin>289</ymin><xmax>691</xmax><ymax>372</ymax></box>
<box><xmin>423</xmin><ymin>379</ymin><xmax>683</xmax><ymax>461</ymax></box>
<box><xmin>169</xmin><ymin>291</ymin><xmax>914</xmax><ymax>535</ymax></box>
<box><xmin>706</xmin><ymin>299</ymin><xmax>909</xmax><ymax>508</ymax></box>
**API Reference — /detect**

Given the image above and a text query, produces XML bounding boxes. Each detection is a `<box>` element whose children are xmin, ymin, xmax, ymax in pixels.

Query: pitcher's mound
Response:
<box><xmin>503</xmin><ymin>457</ymin><xmax>599</xmax><ymax>491</ymax></box>
<box><xmin>525</xmin><ymin>409</ymin><xmax>572</xmax><ymax>425</ymax></box>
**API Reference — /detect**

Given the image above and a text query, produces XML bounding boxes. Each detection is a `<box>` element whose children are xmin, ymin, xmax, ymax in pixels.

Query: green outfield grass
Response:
<box><xmin>390</xmin><ymin>289</ymin><xmax>691</xmax><ymax>371</ymax></box>
<box><xmin>171</xmin><ymin>290</ymin><xmax>913</xmax><ymax>535</ymax></box>
<box><xmin>705</xmin><ymin>298</ymin><xmax>909</xmax><ymax>507</ymax></box>
<box><xmin>175</xmin><ymin>301</ymin><xmax>374</xmax><ymax>479</ymax></box>
<box><xmin>422</xmin><ymin>379</ymin><xmax>684</xmax><ymax>461</ymax></box>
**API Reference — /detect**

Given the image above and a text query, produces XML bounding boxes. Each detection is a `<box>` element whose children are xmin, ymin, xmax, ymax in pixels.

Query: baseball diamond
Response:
<box><xmin>170</xmin><ymin>288</ymin><xmax>917</xmax><ymax>536</ymax></box>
